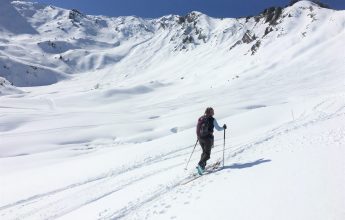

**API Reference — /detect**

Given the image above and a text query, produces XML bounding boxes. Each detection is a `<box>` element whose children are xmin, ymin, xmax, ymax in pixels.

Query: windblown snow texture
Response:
<box><xmin>0</xmin><ymin>1</ymin><xmax>344</xmax><ymax>219</ymax></box>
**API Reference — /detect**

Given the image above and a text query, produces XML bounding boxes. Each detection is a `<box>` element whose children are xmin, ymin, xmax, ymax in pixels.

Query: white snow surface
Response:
<box><xmin>0</xmin><ymin>77</ymin><xmax>23</xmax><ymax>96</ymax></box>
<box><xmin>0</xmin><ymin>1</ymin><xmax>345</xmax><ymax>219</ymax></box>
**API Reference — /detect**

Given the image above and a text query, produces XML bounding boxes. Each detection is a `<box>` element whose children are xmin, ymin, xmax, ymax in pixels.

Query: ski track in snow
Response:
<box><xmin>0</xmin><ymin>97</ymin><xmax>344</xmax><ymax>219</ymax></box>
<box><xmin>3</xmin><ymin>164</ymin><xmax>182</xmax><ymax>220</ymax></box>
<box><xmin>227</xmin><ymin>100</ymin><xmax>345</xmax><ymax>160</ymax></box>
<box><xmin>0</xmin><ymin>144</ymin><xmax>194</xmax><ymax>219</ymax></box>
<box><xmin>0</xmin><ymin>1</ymin><xmax>344</xmax><ymax>219</ymax></box>
<box><xmin>117</xmin><ymin>101</ymin><xmax>345</xmax><ymax>220</ymax></box>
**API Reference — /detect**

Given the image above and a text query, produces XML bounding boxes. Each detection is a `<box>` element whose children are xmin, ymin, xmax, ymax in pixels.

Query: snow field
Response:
<box><xmin>0</xmin><ymin>1</ymin><xmax>344</xmax><ymax>219</ymax></box>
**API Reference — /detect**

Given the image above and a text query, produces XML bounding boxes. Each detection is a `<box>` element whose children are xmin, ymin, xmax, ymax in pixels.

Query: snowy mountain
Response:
<box><xmin>0</xmin><ymin>0</ymin><xmax>343</xmax><ymax>87</ymax></box>
<box><xmin>0</xmin><ymin>0</ymin><xmax>344</xmax><ymax>219</ymax></box>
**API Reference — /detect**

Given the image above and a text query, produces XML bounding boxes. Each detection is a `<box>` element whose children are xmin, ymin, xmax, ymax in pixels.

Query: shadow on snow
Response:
<box><xmin>223</xmin><ymin>158</ymin><xmax>271</xmax><ymax>170</ymax></box>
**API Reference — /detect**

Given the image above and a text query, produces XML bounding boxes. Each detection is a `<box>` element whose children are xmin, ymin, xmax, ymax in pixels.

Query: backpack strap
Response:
<box><xmin>196</xmin><ymin>116</ymin><xmax>204</xmax><ymax>137</ymax></box>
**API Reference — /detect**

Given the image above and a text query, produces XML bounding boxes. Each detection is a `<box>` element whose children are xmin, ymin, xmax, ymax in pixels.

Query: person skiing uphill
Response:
<box><xmin>196</xmin><ymin>107</ymin><xmax>226</xmax><ymax>175</ymax></box>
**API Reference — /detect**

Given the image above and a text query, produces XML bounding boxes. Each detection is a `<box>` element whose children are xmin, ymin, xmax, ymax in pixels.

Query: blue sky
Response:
<box><xmin>34</xmin><ymin>0</ymin><xmax>345</xmax><ymax>18</ymax></box>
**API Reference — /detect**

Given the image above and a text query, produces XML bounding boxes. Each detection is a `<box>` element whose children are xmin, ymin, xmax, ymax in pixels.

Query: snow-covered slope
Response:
<box><xmin>0</xmin><ymin>77</ymin><xmax>23</xmax><ymax>96</ymax></box>
<box><xmin>0</xmin><ymin>1</ymin><xmax>344</xmax><ymax>219</ymax></box>
<box><xmin>0</xmin><ymin>0</ymin><xmax>344</xmax><ymax>87</ymax></box>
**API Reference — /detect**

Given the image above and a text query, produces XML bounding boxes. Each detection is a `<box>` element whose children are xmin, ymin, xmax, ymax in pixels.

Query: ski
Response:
<box><xmin>181</xmin><ymin>160</ymin><xmax>222</xmax><ymax>185</ymax></box>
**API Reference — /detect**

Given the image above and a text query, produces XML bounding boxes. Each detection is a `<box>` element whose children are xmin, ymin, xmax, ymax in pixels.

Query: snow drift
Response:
<box><xmin>0</xmin><ymin>1</ymin><xmax>344</xmax><ymax>220</ymax></box>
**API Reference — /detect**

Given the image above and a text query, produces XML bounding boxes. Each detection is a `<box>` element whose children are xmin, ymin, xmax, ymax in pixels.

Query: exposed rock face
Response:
<box><xmin>68</xmin><ymin>9</ymin><xmax>84</xmax><ymax>21</ymax></box>
<box><xmin>262</xmin><ymin>7</ymin><xmax>283</xmax><ymax>25</ymax></box>
<box><xmin>230</xmin><ymin>30</ymin><xmax>257</xmax><ymax>50</ymax></box>
<box><xmin>0</xmin><ymin>0</ymin><xmax>342</xmax><ymax>86</ymax></box>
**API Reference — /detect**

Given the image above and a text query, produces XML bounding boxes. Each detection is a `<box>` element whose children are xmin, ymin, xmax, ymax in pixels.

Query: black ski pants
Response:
<box><xmin>198</xmin><ymin>136</ymin><xmax>214</xmax><ymax>169</ymax></box>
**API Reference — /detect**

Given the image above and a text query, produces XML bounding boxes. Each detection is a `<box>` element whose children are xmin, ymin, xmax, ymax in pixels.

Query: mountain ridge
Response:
<box><xmin>0</xmin><ymin>0</ymin><xmax>344</xmax><ymax>88</ymax></box>
<box><xmin>0</xmin><ymin>1</ymin><xmax>344</xmax><ymax>219</ymax></box>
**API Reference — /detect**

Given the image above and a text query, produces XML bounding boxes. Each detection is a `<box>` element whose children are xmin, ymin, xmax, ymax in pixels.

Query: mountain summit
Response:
<box><xmin>0</xmin><ymin>0</ymin><xmax>343</xmax><ymax>88</ymax></box>
<box><xmin>0</xmin><ymin>1</ymin><xmax>344</xmax><ymax>220</ymax></box>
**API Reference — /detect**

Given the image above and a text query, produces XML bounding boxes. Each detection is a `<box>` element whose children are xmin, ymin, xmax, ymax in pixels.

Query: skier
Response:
<box><xmin>196</xmin><ymin>107</ymin><xmax>226</xmax><ymax>175</ymax></box>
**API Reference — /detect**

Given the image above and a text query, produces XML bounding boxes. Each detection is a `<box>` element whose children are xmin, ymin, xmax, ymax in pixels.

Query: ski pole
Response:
<box><xmin>185</xmin><ymin>139</ymin><xmax>198</xmax><ymax>170</ymax></box>
<box><xmin>223</xmin><ymin>128</ymin><xmax>226</xmax><ymax>168</ymax></box>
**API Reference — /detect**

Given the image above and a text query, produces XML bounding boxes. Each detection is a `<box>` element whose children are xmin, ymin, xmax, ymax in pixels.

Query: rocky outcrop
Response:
<box><xmin>230</xmin><ymin>30</ymin><xmax>257</xmax><ymax>50</ymax></box>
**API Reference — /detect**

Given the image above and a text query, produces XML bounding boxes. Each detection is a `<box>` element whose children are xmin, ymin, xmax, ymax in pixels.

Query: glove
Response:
<box><xmin>223</xmin><ymin>124</ymin><xmax>227</xmax><ymax>129</ymax></box>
